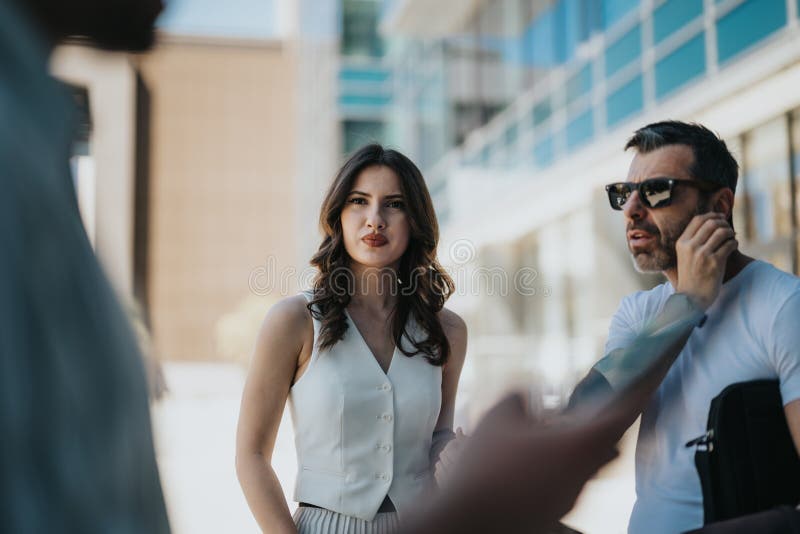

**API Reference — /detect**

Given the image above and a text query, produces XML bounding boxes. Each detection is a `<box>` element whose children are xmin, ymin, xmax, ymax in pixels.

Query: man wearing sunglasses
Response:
<box><xmin>569</xmin><ymin>121</ymin><xmax>800</xmax><ymax>534</ymax></box>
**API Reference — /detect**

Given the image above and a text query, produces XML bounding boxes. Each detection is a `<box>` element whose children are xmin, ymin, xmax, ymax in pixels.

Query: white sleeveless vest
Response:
<box><xmin>288</xmin><ymin>293</ymin><xmax>442</xmax><ymax>521</ymax></box>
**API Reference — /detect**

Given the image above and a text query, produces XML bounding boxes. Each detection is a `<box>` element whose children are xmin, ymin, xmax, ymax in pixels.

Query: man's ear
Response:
<box><xmin>712</xmin><ymin>188</ymin><xmax>735</xmax><ymax>220</ymax></box>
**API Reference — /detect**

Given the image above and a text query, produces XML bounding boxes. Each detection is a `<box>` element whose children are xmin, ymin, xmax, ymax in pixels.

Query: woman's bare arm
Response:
<box><xmin>235</xmin><ymin>295</ymin><xmax>312</xmax><ymax>534</ymax></box>
<box><xmin>431</xmin><ymin>309</ymin><xmax>467</xmax><ymax>482</ymax></box>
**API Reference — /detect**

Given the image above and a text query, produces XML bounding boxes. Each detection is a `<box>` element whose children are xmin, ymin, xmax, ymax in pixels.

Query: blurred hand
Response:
<box><xmin>434</xmin><ymin>427</ymin><xmax>468</xmax><ymax>488</ymax></box>
<box><xmin>675</xmin><ymin>212</ymin><xmax>737</xmax><ymax>310</ymax></box>
<box><xmin>405</xmin><ymin>394</ymin><xmax>621</xmax><ymax>534</ymax></box>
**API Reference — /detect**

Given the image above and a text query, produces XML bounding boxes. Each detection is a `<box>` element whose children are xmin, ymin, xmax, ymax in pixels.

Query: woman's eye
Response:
<box><xmin>387</xmin><ymin>200</ymin><xmax>405</xmax><ymax>209</ymax></box>
<box><xmin>347</xmin><ymin>197</ymin><xmax>367</xmax><ymax>205</ymax></box>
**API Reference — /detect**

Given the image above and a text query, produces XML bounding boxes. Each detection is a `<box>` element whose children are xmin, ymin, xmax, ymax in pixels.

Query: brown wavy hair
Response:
<box><xmin>308</xmin><ymin>144</ymin><xmax>455</xmax><ymax>366</ymax></box>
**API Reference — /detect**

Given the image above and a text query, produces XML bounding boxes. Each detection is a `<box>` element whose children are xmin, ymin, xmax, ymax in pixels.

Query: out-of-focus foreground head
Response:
<box><xmin>21</xmin><ymin>0</ymin><xmax>164</xmax><ymax>51</ymax></box>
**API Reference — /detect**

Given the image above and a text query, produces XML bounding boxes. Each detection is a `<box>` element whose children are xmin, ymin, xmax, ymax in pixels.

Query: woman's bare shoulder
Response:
<box><xmin>438</xmin><ymin>307</ymin><xmax>466</xmax><ymax>334</ymax></box>
<box><xmin>255</xmin><ymin>294</ymin><xmax>314</xmax><ymax>352</ymax></box>
<box><xmin>438</xmin><ymin>307</ymin><xmax>467</xmax><ymax>353</ymax></box>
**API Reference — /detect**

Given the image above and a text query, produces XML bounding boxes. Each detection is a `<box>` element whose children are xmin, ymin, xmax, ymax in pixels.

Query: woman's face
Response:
<box><xmin>340</xmin><ymin>165</ymin><xmax>410</xmax><ymax>271</ymax></box>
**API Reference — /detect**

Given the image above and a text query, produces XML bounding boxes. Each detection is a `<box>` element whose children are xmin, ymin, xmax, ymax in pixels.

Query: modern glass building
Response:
<box><xmin>377</xmin><ymin>0</ymin><xmax>800</xmax><ymax>413</ymax></box>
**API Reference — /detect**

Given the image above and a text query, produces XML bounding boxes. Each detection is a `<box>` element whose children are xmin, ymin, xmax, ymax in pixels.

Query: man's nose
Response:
<box><xmin>622</xmin><ymin>190</ymin><xmax>647</xmax><ymax>221</ymax></box>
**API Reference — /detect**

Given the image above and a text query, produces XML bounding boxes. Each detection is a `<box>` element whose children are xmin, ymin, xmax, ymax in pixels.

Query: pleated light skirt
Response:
<box><xmin>293</xmin><ymin>506</ymin><xmax>400</xmax><ymax>534</ymax></box>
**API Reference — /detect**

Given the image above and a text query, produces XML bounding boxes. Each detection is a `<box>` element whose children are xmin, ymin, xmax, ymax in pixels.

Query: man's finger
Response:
<box><xmin>688</xmin><ymin>218</ymin><xmax>730</xmax><ymax>248</ymax></box>
<box><xmin>711</xmin><ymin>238</ymin><xmax>738</xmax><ymax>262</ymax></box>
<box><xmin>680</xmin><ymin>212</ymin><xmax>725</xmax><ymax>241</ymax></box>
<box><xmin>699</xmin><ymin>227</ymin><xmax>736</xmax><ymax>255</ymax></box>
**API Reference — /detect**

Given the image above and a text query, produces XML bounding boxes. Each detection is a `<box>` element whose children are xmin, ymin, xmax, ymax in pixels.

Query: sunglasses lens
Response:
<box><xmin>607</xmin><ymin>184</ymin><xmax>631</xmax><ymax>210</ymax></box>
<box><xmin>641</xmin><ymin>179</ymin><xmax>672</xmax><ymax>208</ymax></box>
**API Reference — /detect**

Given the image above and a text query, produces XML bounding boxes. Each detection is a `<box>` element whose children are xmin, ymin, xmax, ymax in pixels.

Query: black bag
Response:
<box><xmin>686</xmin><ymin>379</ymin><xmax>800</xmax><ymax>525</ymax></box>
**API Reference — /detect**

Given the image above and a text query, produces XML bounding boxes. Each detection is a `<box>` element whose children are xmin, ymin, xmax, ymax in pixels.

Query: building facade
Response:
<box><xmin>52</xmin><ymin>30</ymin><xmax>299</xmax><ymax>363</ymax></box>
<box><xmin>379</xmin><ymin>0</ymin><xmax>800</xmax><ymax>412</ymax></box>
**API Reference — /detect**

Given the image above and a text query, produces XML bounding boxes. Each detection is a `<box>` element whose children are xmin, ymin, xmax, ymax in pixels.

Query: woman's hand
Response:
<box><xmin>434</xmin><ymin>427</ymin><xmax>468</xmax><ymax>488</ymax></box>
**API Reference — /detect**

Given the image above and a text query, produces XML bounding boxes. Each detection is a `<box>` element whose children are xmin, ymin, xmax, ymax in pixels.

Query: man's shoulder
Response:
<box><xmin>739</xmin><ymin>260</ymin><xmax>800</xmax><ymax>303</ymax></box>
<box><xmin>619</xmin><ymin>281</ymin><xmax>674</xmax><ymax>316</ymax></box>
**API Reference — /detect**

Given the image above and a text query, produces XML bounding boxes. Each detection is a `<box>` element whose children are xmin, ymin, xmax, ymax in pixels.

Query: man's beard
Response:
<box><xmin>629</xmin><ymin>202</ymin><xmax>709</xmax><ymax>274</ymax></box>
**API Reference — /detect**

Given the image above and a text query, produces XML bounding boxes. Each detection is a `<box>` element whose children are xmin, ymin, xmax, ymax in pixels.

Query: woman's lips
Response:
<box><xmin>362</xmin><ymin>235</ymin><xmax>388</xmax><ymax>247</ymax></box>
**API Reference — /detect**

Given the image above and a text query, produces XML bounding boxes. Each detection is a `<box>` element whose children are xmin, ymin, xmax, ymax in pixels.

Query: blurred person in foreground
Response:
<box><xmin>570</xmin><ymin>121</ymin><xmax>800</xmax><ymax>533</ymax></box>
<box><xmin>0</xmin><ymin>0</ymin><xmax>618</xmax><ymax>530</ymax></box>
<box><xmin>0</xmin><ymin>0</ymin><xmax>170</xmax><ymax>532</ymax></box>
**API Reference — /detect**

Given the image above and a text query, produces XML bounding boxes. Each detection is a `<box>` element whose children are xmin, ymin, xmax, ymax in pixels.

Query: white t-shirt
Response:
<box><xmin>604</xmin><ymin>260</ymin><xmax>800</xmax><ymax>534</ymax></box>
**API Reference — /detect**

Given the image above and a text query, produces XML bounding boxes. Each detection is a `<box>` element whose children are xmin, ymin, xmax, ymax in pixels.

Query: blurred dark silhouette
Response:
<box><xmin>0</xmin><ymin>0</ymin><xmax>169</xmax><ymax>532</ymax></box>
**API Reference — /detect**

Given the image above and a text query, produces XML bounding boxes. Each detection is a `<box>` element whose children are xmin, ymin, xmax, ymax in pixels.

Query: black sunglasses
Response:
<box><xmin>604</xmin><ymin>177</ymin><xmax>719</xmax><ymax>211</ymax></box>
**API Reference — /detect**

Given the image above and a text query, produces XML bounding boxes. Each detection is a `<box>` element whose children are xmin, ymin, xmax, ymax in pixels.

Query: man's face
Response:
<box><xmin>26</xmin><ymin>0</ymin><xmax>164</xmax><ymax>52</ymax></box>
<box><xmin>622</xmin><ymin>145</ymin><xmax>710</xmax><ymax>273</ymax></box>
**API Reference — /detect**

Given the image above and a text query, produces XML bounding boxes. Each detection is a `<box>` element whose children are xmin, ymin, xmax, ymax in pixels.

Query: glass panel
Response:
<box><xmin>603</xmin><ymin>0</ymin><xmax>640</xmax><ymax>30</ymax></box>
<box><xmin>523</xmin><ymin>4</ymin><xmax>561</xmax><ymax>66</ymax></box>
<box><xmin>566</xmin><ymin>109</ymin><xmax>594</xmax><ymax>149</ymax></box>
<box><xmin>481</xmin><ymin>145</ymin><xmax>491</xmax><ymax>167</ymax></box>
<box><xmin>338</xmin><ymin>67</ymin><xmax>391</xmax><ymax>83</ymax></box>
<box><xmin>534</xmin><ymin>135</ymin><xmax>554</xmax><ymax>167</ymax></box>
<box><xmin>742</xmin><ymin>116</ymin><xmax>793</xmax><ymax>271</ymax></box>
<box><xmin>716</xmin><ymin>0</ymin><xmax>786</xmax><ymax>64</ymax></box>
<box><xmin>655</xmin><ymin>33</ymin><xmax>706</xmax><ymax>99</ymax></box>
<box><xmin>653</xmin><ymin>0</ymin><xmax>703</xmax><ymax>45</ymax></box>
<box><xmin>505</xmin><ymin>121</ymin><xmax>519</xmax><ymax>148</ymax></box>
<box><xmin>342</xmin><ymin>120</ymin><xmax>384</xmax><ymax>154</ymax></box>
<box><xmin>556</xmin><ymin>0</ymin><xmax>581</xmax><ymax>63</ymax></box>
<box><xmin>606</xmin><ymin>75</ymin><xmax>643</xmax><ymax>127</ymax></box>
<box><xmin>521</xmin><ymin>1</ymin><xmax>576</xmax><ymax>65</ymax></box>
<box><xmin>605</xmin><ymin>24</ymin><xmax>641</xmax><ymax>78</ymax></box>
<box><xmin>573</xmin><ymin>0</ymin><xmax>603</xmax><ymax>42</ymax></box>
<box><xmin>566</xmin><ymin>64</ymin><xmax>592</xmax><ymax>105</ymax></box>
<box><xmin>338</xmin><ymin>93</ymin><xmax>392</xmax><ymax>107</ymax></box>
<box><xmin>532</xmin><ymin>99</ymin><xmax>552</xmax><ymax>126</ymax></box>
<box><xmin>341</xmin><ymin>0</ymin><xmax>384</xmax><ymax>57</ymax></box>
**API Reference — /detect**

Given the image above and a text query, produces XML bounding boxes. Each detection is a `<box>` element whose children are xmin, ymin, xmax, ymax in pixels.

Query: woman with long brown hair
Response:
<box><xmin>236</xmin><ymin>144</ymin><xmax>467</xmax><ymax>534</ymax></box>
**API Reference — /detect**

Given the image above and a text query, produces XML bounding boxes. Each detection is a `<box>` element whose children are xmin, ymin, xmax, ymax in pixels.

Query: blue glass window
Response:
<box><xmin>653</xmin><ymin>0</ymin><xmax>703</xmax><ymax>45</ymax></box>
<box><xmin>343</xmin><ymin>120</ymin><xmax>384</xmax><ymax>154</ymax></box>
<box><xmin>566</xmin><ymin>110</ymin><xmax>594</xmax><ymax>149</ymax></box>
<box><xmin>480</xmin><ymin>145</ymin><xmax>491</xmax><ymax>167</ymax></box>
<box><xmin>606</xmin><ymin>75</ymin><xmax>643</xmax><ymax>127</ymax></box>
<box><xmin>655</xmin><ymin>33</ymin><xmax>706</xmax><ymax>99</ymax></box>
<box><xmin>577</xmin><ymin>0</ymin><xmax>604</xmax><ymax>42</ymax></box>
<box><xmin>605</xmin><ymin>24</ymin><xmax>641</xmax><ymax>78</ymax></box>
<box><xmin>556</xmin><ymin>0</ymin><xmax>581</xmax><ymax>63</ymax></box>
<box><xmin>338</xmin><ymin>94</ymin><xmax>393</xmax><ymax>107</ymax></box>
<box><xmin>505</xmin><ymin>122</ymin><xmax>519</xmax><ymax>148</ymax></box>
<box><xmin>534</xmin><ymin>136</ymin><xmax>554</xmax><ymax>167</ymax></box>
<box><xmin>717</xmin><ymin>0</ymin><xmax>786</xmax><ymax>64</ymax></box>
<box><xmin>338</xmin><ymin>68</ymin><xmax>391</xmax><ymax>83</ymax></box>
<box><xmin>566</xmin><ymin>64</ymin><xmax>592</xmax><ymax>105</ymax></box>
<box><xmin>603</xmin><ymin>0</ymin><xmax>639</xmax><ymax>29</ymax></box>
<box><xmin>532</xmin><ymin>99</ymin><xmax>552</xmax><ymax>126</ymax></box>
<box><xmin>523</xmin><ymin>8</ymin><xmax>554</xmax><ymax>66</ymax></box>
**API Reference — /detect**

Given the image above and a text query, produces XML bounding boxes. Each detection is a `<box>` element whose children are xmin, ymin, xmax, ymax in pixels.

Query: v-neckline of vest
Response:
<box><xmin>343</xmin><ymin>307</ymin><xmax>397</xmax><ymax>378</ymax></box>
